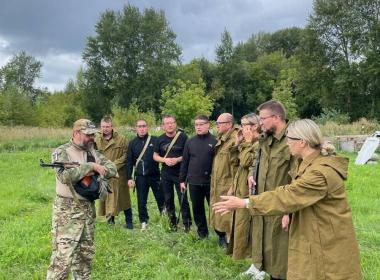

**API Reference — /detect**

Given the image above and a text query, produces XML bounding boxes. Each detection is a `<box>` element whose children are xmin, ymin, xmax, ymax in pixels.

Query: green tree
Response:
<box><xmin>0</xmin><ymin>86</ymin><xmax>34</xmax><ymax>125</ymax></box>
<box><xmin>272</xmin><ymin>69</ymin><xmax>299</xmax><ymax>120</ymax></box>
<box><xmin>0</xmin><ymin>51</ymin><xmax>42</xmax><ymax>104</ymax></box>
<box><xmin>160</xmin><ymin>79</ymin><xmax>214</xmax><ymax>132</ymax></box>
<box><xmin>82</xmin><ymin>4</ymin><xmax>181</xmax><ymax>121</ymax></box>
<box><xmin>34</xmin><ymin>92</ymin><xmax>84</xmax><ymax>127</ymax></box>
<box><xmin>309</xmin><ymin>0</ymin><xmax>364</xmax><ymax>119</ymax></box>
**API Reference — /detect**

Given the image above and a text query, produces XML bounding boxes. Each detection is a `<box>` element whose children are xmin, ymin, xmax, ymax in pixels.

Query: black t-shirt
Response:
<box><xmin>154</xmin><ymin>132</ymin><xmax>188</xmax><ymax>181</ymax></box>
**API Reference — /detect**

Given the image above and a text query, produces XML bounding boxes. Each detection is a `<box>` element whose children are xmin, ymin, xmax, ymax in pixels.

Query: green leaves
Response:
<box><xmin>161</xmin><ymin>79</ymin><xmax>214</xmax><ymax>132</ymax></box>
<box><xmin>81</xmin><ymin>4</ymin><xmax>181</xmax><ymax>121</ymax></box>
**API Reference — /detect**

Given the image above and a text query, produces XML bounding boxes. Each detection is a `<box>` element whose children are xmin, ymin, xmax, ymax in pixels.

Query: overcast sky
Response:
<box><xmin>0</xmin><ymin>0</ymin><xmax>313</xmax><ymax>91</ymax></box>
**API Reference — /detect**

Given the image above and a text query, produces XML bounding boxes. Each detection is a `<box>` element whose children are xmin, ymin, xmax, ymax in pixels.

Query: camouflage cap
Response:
<box><xmin>73</xmin><ymin>119</ymin><xmax>98</xmax><ymax>135</ymax></box>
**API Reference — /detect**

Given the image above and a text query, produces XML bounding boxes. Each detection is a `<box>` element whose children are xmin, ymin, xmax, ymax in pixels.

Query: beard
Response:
<box><xmin>263</xmin><ymin>124</ymin><xmax>276</xmax><ymax>135</ymax></box>
<box><xmin>78</xmin><ymin>140</ymin><xmax>94</xmax><ymax>150</ymax></box>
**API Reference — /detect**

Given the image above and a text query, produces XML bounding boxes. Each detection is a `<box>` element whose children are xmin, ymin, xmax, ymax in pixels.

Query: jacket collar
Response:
<box><xmin>99</xmin><ymin>131</ymin><xmax>118</xmax><ymax>149</ymax></box>
<box><xmin>217</xmin><ymin>125</ymin><xmax>238</xmax><ymax>143</ymax></box>
<box><xmin>296</xmin><ymin>150</ymin><xmax>321</xmax><ymax>177</ymax></box>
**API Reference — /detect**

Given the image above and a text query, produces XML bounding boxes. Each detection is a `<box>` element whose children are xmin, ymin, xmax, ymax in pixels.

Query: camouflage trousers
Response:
<box><xmin>46</xmin><ymin>196</ymin><xmax>96</xmax><ymax>280</ymax></box>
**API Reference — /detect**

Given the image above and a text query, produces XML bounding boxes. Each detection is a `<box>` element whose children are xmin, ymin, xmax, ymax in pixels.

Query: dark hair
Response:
<box><xmin>101</xmin><ymin>116</ymin><xmax>113</xmax><ymax>124</ymax></box>
<box><xmin>257</xmin><ymin>100</ymin><xmax>286</xmax><ymax>120</ymax></box>
<box><xmin>194</xmin><ymin>115</ymin><xmax>209</xmax><ymax>122</ymax></box>
<box><xmin>162</xmin><ymin>115</ymin><xmax>176</xmax><ymax>123</ymax></box>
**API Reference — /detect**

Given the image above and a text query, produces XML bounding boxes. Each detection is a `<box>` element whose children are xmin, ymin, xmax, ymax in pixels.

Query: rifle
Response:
<box><xmin>39</xmin><ymin>159</ymin><xmax>111</xmax><ymax>192</ymax></box>
<box><xmin>40</xmin><ymin>159</ymin><xmax>80</xmax><ymax>170</ymax></box>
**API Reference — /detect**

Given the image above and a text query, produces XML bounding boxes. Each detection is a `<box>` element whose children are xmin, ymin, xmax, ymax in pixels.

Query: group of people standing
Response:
<box><xmin>46</xmin><ymin>99</ymin><xmax>362</xmax><ymax>280</ymax></box>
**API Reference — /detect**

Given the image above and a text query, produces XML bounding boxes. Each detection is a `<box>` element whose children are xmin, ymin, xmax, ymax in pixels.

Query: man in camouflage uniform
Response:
<box><xmin>46</xmin><ymin>119</ymin><xmax>117</xmax><ymax>280</ymax></box>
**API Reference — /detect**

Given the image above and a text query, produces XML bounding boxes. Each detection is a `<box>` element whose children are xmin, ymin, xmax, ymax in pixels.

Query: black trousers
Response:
<box><xmin>188</xmin><ymin>184</ymin><xmax>210</xmax><ymax>237</ymax></box>
<box><xmin>161</xmin><ymin>178</ymin><xmax>192</xmax><ymax>226</ymax></box>
<box><xmin>135</xmin><ymin>175</ymin><xmax>165</xmax><ymax>224</ymax></box>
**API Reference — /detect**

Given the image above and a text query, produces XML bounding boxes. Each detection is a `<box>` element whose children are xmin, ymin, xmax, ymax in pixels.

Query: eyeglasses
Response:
<box><xmin>260</xmin><ymin>115</ymin><xmax>275</xmax><ymax>121</ymax></box>
<box><xmin>286</xmin><ymin>135</ymin><xmax>302</xmax><ymax>141</ymax></box>
<box><xmin>216</xmin><ymin>121</ymin><xmax>231</xmax><ymax>125</ymax></box>
<box><xmin>241</xmin><ymin>122</ymin><xmax>255</xmax><ymax>127</ymax></box>
<box><xmin>194</xmin><ymin>122</ymin><xmax>208</xmax><ymax>127</ymax></box>
<box><xmin>136</xmin><ymin>125</ymin><xmax>147</xmax><ymax>128</ymax></box>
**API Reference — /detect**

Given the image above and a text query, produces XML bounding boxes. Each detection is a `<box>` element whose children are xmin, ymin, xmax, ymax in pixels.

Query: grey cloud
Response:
<box><xmin>0</xmin><ymin>0</ymin><xmax>313</xmax><ymax>90</ymax></box>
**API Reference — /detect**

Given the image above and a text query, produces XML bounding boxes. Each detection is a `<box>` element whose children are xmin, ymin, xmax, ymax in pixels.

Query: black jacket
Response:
<box><xmin>179</xmin><ymin>132</ymin><xmax>217</xmax><ymax>185</ymax></box>
<box><xmin>125</xmin><ymin>134</ymin><xmax>160</xmax><ymax>179</ymax></box>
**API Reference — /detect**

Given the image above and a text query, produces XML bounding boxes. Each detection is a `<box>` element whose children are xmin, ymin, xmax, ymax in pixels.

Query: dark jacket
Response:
<box><xmin>125</xmin><ymin>134</ymin><xmax>160</xmax><ymax>179</ymax></box>
<box><xmin>179</xmin><ymin>132</ymin><xmax>217</xmax><ymax>185</ymax></box>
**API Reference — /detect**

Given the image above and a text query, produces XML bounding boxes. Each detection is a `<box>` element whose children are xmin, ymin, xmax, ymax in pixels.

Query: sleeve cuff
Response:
<box><xmin>244</xmin><ymin>198</ymin><xmax>250</xmax><ymax>209</ymax></box>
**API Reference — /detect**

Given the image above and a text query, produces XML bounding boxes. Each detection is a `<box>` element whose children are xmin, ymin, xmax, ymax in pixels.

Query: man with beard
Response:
<box><xmin>47</xmin><ymin>119</ymin><xmax>117</xmax><ymax>280</ymax></box>
<box><xmin>126</xmin><ymin>119</ymin><xmax>165</xmax><ymax>231</ymax></box>
<box><xmin>243</xmin><ymin>100</ymin><xmax>297</xmax><ymax>280</ymax></box>
<box><xmin>95</xmin><ymin>116</ymin><xmax>133</xmax><ymax>229</ymax></box>
<box><xmin>210</xmin><ymin>113</ymin><xmax>239</xmax><ymax>248</ymax></box>
<box><xmin>153</xmin><ymin>115</ymin><xmax>192</xmax><ymax>231</ymax></box>
<box><xmin>179</xmin><ymin>115</ymin><xmax>217</xmax><ymax>239</ymax></box>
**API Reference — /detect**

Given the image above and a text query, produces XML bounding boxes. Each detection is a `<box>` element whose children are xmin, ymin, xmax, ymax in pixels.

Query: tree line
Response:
<box><xmin>0</xmin><ymin>0</ymin><xmax>379</xmax><ymax>130</ymax></box>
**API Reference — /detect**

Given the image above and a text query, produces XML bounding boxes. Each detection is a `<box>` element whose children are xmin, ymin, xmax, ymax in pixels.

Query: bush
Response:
<box><xmin>160</xmin><ymin>79</ymin><xmax>214</xmax><ymax>132</ymax></box>
<box><xmin>313</xmin><ymin>108</ymin><xmax>350</xmax><ymax>125</ymax></box>
<box><xmin>112</xmin><ymin>103</ymin><xmax>157</xmax><ymax>128</ymax></box>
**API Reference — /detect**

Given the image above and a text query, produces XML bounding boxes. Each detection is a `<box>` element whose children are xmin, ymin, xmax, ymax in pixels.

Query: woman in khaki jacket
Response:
<box><xmin>214</xmin><ymin>119</ymin><xmax>362</xmax><ymax>280</ymax></box>
<box><xmin>228</xmin><ymin>113</ymin><xmax>260</xmax><ymax>260</ymax></box>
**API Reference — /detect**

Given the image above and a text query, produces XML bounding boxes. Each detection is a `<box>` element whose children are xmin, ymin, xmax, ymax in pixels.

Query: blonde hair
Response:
<box><xmin>287</xmin><ymin>119</ymin><xmax>336</xmax><ymax>156</ymax></box>
<box><xmin>241</xmin><ymin>113</ymin><xmax>260</xmax><ymax>125</ymax></box>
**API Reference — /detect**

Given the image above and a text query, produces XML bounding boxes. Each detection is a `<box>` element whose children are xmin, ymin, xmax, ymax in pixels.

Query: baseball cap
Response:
<box><xmin>73</xmin><ymin>119</ymin><xmax>98</xmax><ymax>135</ymax></box>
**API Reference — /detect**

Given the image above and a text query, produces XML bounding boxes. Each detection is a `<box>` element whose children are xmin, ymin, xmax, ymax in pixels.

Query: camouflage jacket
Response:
<box><xmin>52</xmin><ymin>140</ymin><xmax>117</xmax><ymax>200</ymax></box>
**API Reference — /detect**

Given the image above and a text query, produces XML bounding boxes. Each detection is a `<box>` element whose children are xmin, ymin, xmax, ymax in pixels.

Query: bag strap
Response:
<box><xmin>135</xmin><ymin>135</ymin><xmax>151</xmax><ymax>168</ymax></box>
<box><xmin>164</xmin><ymin>131</ymin><xmax>181</xmax><ymax>159</ymax></box>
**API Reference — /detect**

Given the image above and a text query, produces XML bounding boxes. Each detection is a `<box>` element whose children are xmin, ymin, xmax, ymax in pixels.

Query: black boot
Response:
<box><xmin>107</xmin><ymin>216</ymin><xmax>115</xmax><ymax>225</ymax></box>
<box><xmin>124</xmin><ymin>208</ymin><xmax>133</xmax><ymax>229</ymax></box>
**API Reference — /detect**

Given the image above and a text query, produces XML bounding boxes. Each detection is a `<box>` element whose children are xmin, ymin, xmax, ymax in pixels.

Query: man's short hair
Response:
<box><xmin>162</xmin><ymin>115</ymin><xmax>176</xmax><ymax>123</ymax></box>
<box><xmin>257</xmin><ymin>100</ymin><xmax>286</xmax><ymax>120</ymax></box>
<box><xmin>136</xmin><ymin>119</ymin><xmax>147</xmax><ymax>125</ymax></box>
<box><xmin>101</xmin><ymin>116</ymin><xmax>113</xmax><ymax>124</ymax></box>
<box><xmin>194</xmin><ymin>115</ymin><xmax>209</xmax><ymax>122</ymax></box>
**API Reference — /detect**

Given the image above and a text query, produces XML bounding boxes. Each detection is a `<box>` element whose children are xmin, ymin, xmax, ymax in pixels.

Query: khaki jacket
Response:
<box><xmin>95</xmin><ymin>131</ymin><xmax>131</xmax><ymax>216</ymax></box>
<box><xmin>249</xmin><ymin>151</ymin><xmax>362</xmax><ymax>280</ymax></box>
<box><xmin>210</xmin><ymin>127</ymin><xmax>239</xmax><ymax>236</ymax></box>
<box><xmin>229</xmin><ymin>140</ymin><xmax>259</xmax><ymax>260</ymax></box>
<box><xmin>252</xmin><ymin>124</ymin><xmax>297</xmax><ymax>278</ymax></box>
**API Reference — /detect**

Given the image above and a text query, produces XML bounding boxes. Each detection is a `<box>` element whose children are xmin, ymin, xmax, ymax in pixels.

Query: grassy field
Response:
<box><xmin>0</xmin><ymin>147</ymin><xmax>379</xmax><ymax>279</ymax></box>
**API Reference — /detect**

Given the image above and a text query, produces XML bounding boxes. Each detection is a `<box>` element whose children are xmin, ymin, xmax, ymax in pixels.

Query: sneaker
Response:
<box><xmin>240</xmin><ymin>265</ymin><xmax>265</xmax><ymax>280</ymax></box>
<box><xmin>252</xmin><ymin>271</ymin><xmax>265</xmax><ymax>280</ymax></box>
<box><xmin>141</xmin><ymin>222</ymin><xmax>147</xmax><ymax>231</ymax></box>
<box><xmin>240</xmin><ymin>264</ymin><xmax>255</xmax><ymax>276</ymax></box>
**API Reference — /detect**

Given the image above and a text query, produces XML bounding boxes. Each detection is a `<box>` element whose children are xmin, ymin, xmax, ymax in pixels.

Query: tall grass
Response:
<box><xmin>0</xmin><ymin>150</ymin><xmax>379</xmax><ymax>279</ymax></box>
<box><xmin>319</xmin><ymin>118</ymin><xmax>380</xmax><ymax>136</ymax></box>
<box><xmin>0</xmin><ymin>126</ymin><xmax>141</xmax><ymax>152</ymax></box>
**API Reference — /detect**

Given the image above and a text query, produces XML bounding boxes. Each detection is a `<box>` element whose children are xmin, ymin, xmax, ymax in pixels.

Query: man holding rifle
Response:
<box><xmin>46</xmin><ymin>119</ymin><xmax>117</xmax><ymax>280</ymax></box>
